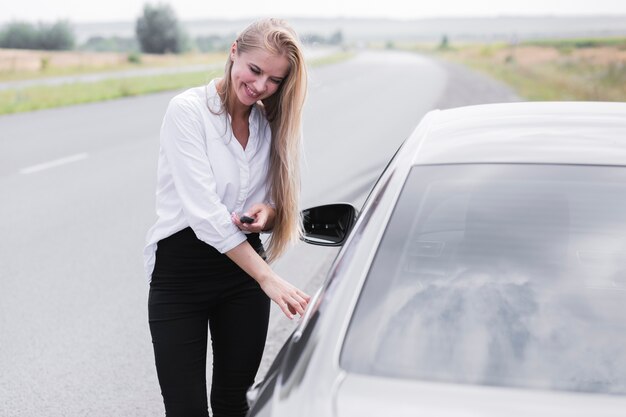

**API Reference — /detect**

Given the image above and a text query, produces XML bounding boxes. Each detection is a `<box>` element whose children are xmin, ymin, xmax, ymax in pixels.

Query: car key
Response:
<box><xmin>240</xmin><ymin>215</ymin><xmax>255</xmax><ymax>224</ymax></box>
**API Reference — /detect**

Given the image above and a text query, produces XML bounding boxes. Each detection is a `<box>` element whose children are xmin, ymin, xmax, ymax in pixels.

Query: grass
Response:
<box><xmin>521</xmin><ymin>37</ymin><xmax>626</xmax><ymax>50</ymax></box>
<box><xmin>0</xmin><ymin>51</ymin><xmax>355</xmax><ymax>115</ymax></box>
<box><xmin>3</xmin><ymin>40</ymin><xmax>624</xmax><ymax>114</ymax></box>
<box><xmin>0</xmin><ymin>70</ymin><xmax>222</xmax><ymax>114</ymax></box>
<box><xmin>405</xmin><ymin>37</ymin><xmax>626</xmax><ymax>102</ymax></box>
<box><xmin>308</xmin><ymin>51</ymin><xmax>355</xmax><ymax>67</ymax></box>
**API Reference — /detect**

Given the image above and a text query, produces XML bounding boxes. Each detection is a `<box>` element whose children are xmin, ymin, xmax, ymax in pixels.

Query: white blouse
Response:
<box><xmin>143</xmin><ymin>80</ymin><xmax>272</xmax><ymax>281</ymax></box>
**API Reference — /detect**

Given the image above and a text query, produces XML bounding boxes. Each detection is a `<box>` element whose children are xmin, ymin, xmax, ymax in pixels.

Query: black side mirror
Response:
<box><xmin>301</xmin><ymin>203</ymin><xmax>357</xmax><ymax>246</ymax></box>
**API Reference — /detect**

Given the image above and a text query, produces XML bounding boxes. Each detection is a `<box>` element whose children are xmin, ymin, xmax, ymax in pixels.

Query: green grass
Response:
<box><xmin>462</xmin><ymin>59</ymin><xmax>587</xmax><ymax>101</ymax></box>
<box><xmin>417</xmin><ymin>41</ymin><xmax>626</xmax><ymax>102</ymax></box>
<box><xmin>521</xmin><ymin>37</ymin><xmax>626</xmax><ymax>50</ymax></box>
<box><xmin>0</xmin><ymin>70</ymin><xmax>221</xmax><ymax>114</ymax></box>
<box><xmin>308</xmin><ymin>51</ymin><xmax>356</xmax><ymax>66</ymax></box>
<box><xmin>0</xmin><ymin>51</ymin><xmax>355</xmax><ymax>115</ymax></box>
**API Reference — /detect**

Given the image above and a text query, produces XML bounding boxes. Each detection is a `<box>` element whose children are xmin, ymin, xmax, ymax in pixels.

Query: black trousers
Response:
<box><xmin>148</xmin><ymin>228</ymin><xmax>270</xmax><ymax>417</ymax></box>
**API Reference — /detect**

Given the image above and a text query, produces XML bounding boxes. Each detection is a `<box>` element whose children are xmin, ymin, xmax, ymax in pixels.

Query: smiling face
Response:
<box><xmin>229</xmin><ymin>43</ymin><xmax>291</xmax><ymax>108</ymax></box>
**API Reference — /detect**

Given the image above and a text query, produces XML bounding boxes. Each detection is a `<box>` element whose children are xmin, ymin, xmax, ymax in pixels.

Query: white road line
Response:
<box><xmin>19</xmin><ymin>153</ymin><xmax>89</xmax><ymax>175</ymax></box>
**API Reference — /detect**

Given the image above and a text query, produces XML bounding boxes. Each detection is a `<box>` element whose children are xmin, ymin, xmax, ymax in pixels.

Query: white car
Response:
<box><xmin>247</xmin><ymin>102</ymin><xmax>626</xmax><ymax>417</ymax></box>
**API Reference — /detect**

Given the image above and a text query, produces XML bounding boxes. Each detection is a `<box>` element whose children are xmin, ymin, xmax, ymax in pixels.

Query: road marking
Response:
<box><xmin>19</xmin><ymin>153</ymin><xmax>89</xmax><ymax>175</ymax></box>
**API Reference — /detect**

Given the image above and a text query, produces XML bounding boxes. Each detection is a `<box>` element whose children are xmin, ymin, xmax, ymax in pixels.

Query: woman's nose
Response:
<box><xmin>253</xmin><ymin>78</ymin><xmax>267</xmax><ymax>93</ymax></box>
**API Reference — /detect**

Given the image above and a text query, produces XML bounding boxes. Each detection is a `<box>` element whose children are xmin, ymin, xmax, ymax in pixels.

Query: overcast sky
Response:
<box><xmin>2</xmin><ymin>0</ymin><xmax>626</xmax><ymax>23</ymax></box>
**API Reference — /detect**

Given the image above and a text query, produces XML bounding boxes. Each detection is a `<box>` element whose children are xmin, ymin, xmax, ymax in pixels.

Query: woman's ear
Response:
<box><xmin>230</xmin><ymin>41</ymin><xmax>237</xmax><ymax>60</ymax></box>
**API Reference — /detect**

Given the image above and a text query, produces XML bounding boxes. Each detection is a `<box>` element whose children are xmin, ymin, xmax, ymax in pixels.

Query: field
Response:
<box><xmin>0</xmin><ymin>49</ymin><xmax>226</xmax><ymax>114</ymax></box>
<box><xmin>0</xmin><ymin>49</ymin><xmax>354</xmax><ymax>114</ymax></box>
<box><xmin>402</xmin><ymin>37</ymin><xmax>626</xmax><ymax>102</ymax></box>
<box><xmin>0</xmin><ymin>48</ymin><xmax>227</xmax><ymax>82</ymax></box>
<box><xmin>2</xmin><ymin>37</ymin><xmax>625</xmax><ymax>115</ymax></box>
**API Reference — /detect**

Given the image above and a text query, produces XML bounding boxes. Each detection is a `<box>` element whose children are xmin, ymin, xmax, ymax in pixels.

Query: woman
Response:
<box><xmin>143</xmin><ymin>18</ymin><xmax>310</xmax><ymax>417</ymax></box>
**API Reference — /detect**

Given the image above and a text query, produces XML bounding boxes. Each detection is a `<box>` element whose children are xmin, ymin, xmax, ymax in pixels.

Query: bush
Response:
<box><xmin>193</xmin><ymin>35</ymin><xmax>230</xmax><ymax>52</ymax></box>
<box><xmin>329</xmin><ymin>30</ymin><xmax>343</xmax><ymax>45</ymax></box>
<box><xmin>81</xmin><ymin>36</ymin><xmax>139</xmax><ymax>52</ymax></box>
<box><xmin>127</xmin><ymin>52</ymin><xmax>142</xmax><ymax>64</ymax></box>
<box><xmin>136</xmin><ymin>3</ymin><xmax>186</xmax><ymax>54</ymax></box>
<box><xmin>0</xmin><ymin>20</ymin><xmax>75</xmax><ymax>50</ymax></box>
<box><xmin>301</xmin><ymin>31</ymin><xmax>344</xmax><ymax>46</ymax></box>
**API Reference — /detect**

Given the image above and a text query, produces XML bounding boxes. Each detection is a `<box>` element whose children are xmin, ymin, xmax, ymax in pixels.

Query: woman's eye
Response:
<box><xmin>249</xmin><ymin>66</ymin><xmax>260</xmax><ymax>74</ymax></box>
<box><xmin>270</xmin><ymin>78</ymin><xmax>282</xmax><ymax>85</ymax></box>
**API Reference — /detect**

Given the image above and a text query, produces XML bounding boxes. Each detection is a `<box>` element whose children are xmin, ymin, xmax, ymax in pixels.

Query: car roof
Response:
<box><xmin>410</xmin><ymin>101</ymin><xmax>626</xmax><ymax>167</ymax></box>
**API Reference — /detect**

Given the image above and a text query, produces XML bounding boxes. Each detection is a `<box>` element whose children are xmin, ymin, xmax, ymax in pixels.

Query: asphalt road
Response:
<box><xmin>0</xmin><ymin>50</ymin><xmax>518</xmax><ymax>416</ymax></box>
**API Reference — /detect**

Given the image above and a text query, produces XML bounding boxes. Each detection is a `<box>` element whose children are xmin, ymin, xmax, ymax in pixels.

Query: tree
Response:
<box><xmin>438</xmin><ymin>34</ymin><xmax>450</xmax><ymax>50</ymax></box>
<box><xmin>329</xmin><ymin>30</ymin><xmax>343</xmax><ymax>45</ymax></box>
<box><xmin>0</xmin><ymin>20</ymin><xmax>75</xmax><ymax>50</ymax></box>
<box><xmin>37</xmin><ymin>21</ymin><xmax>75</xmax><ymax>50</ymax></box>
<box><xmin>136</xmin><ymin>3</ymin><xmax>185</xmax><ymax>54</ymax></box>
<box><xmin>0</xmin><ymin>22</ymin><xmax>39</xmax><ymax>49</ymax></box>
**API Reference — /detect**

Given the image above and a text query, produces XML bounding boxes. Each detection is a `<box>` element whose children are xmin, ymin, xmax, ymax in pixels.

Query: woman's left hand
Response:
<box><xmin>231</xmin><ymin>203</ymin><xmax>276</xmax><ymax>233</ymax></box>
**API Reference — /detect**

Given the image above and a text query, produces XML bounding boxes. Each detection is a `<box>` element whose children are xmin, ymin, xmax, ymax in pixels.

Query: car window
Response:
<box><xmin>341</xmin><ymin>164</ymin><xmax>626</xmax><ymax>395</ymax></box>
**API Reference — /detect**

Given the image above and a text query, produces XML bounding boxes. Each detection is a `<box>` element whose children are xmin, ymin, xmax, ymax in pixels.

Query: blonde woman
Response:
<box><xmin>144</xmin><ymin>18</ymin><xmax>310</xmax><ymax>417</ymax></box>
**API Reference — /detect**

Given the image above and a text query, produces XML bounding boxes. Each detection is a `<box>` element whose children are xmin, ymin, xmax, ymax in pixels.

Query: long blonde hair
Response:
<box><xmin>217</xmin><ymin>18</ymin><xmax>307</xmax><ymax>262</ymax></box>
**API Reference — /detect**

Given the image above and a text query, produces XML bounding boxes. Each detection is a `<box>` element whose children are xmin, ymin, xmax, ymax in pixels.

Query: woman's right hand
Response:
<box><xmin>259</xmin><ymin>273</ymin><xmax>310</xmax><ymax>319</ymax></box>
<box><xmin>225</xmin><ymin>241</ymin><xmax>310</xmax><ymax>319</ymax></box>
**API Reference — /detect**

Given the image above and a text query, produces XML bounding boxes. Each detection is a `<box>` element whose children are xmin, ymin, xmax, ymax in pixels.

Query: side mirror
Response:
<box><xmin>301</xmin><ymin>203</ymin><xmax>357</xmax><ymax>246</ymax></box>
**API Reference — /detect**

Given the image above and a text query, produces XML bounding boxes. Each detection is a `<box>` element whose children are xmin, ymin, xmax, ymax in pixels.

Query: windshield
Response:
<box><xmin>341</xmin><ymin>164</ymin><xmax>626</xmax><ymax>395</ymax></box>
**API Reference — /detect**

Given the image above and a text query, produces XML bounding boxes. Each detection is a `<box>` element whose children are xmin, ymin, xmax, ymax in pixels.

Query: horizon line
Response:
<box><xmin>2</xmin><ymin>13</ymin><xmax>626</xmax><ymax>25</ymax></box>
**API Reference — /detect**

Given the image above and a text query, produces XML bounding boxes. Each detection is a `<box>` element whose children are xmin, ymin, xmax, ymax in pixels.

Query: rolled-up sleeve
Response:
<box><xmin>160</xmin><ymin>96</ymin><xmax>246</xmax><ymax>253</ymax></box>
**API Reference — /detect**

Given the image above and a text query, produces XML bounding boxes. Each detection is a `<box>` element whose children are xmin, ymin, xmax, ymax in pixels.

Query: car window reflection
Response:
<box><xmin>341</xmin><ymin>164</ymin><xmax>626</xmax><ymax>396</ymax></box>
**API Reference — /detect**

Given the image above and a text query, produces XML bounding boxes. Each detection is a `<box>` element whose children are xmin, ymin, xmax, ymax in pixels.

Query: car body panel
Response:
<box><xmin>248</xmin><ymin>102</ymin><xmax>626</xmax><ymax>417</ymax></box>
<box><xmin>336</xmin><ymin>374</ymin><xmax>626</xmax><ymax>417</ymax></box>
<box><xmin>413</xmin><ymin>102</ymin><xmax>626</xmax><ymax>166</ymax></box>
<box><xmin>249</xmin><ymin>142</ymin><xmax>412</xmax><ymax>416</ymax></box>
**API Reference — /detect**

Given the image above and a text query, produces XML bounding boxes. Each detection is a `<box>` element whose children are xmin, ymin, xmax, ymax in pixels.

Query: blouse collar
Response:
<box><xmin>206</xmin><ymin>79</ymin><xmax>260</xmax><ymax>148</ymax></box>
